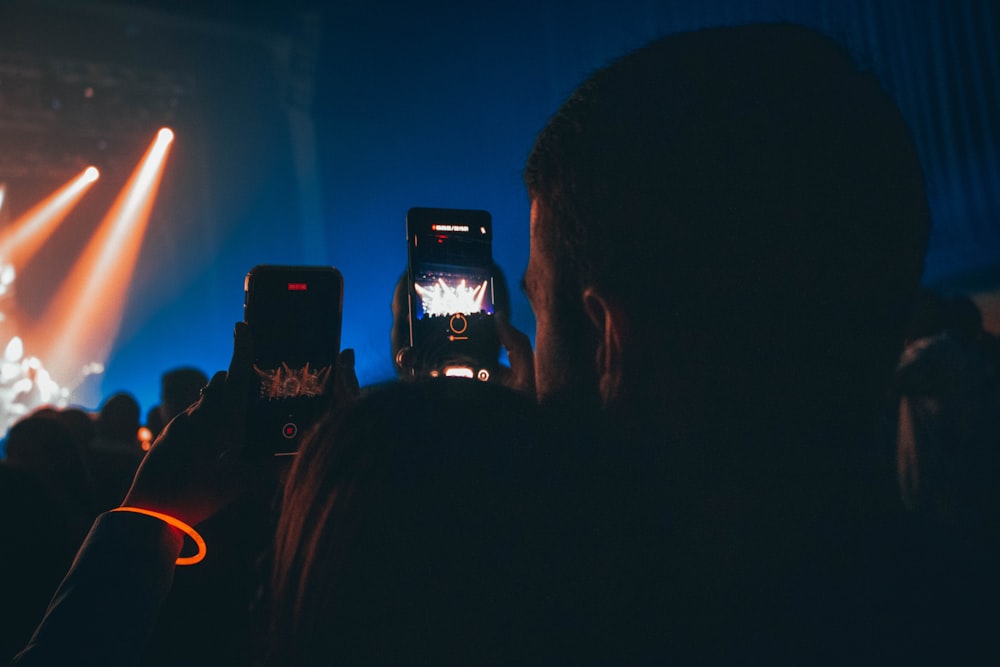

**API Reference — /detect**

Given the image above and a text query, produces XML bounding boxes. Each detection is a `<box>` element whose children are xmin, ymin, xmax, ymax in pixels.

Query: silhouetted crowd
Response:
<box><xmin>2</xmin><ymin>23</ymin><xmax>999</xmax><ymax>666</ymax></box>
<box><xmin>0</xmin><ymin>367</ymin><xmax>207</xmax><ymax>662</ymax></box>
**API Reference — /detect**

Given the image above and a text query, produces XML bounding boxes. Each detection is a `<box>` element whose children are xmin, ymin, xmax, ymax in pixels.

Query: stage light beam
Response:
<box><xmin>0</xmin><ymin>167</ymin><xmax>100</xmax><ymax>269</ymax></box>
<box><xmin>36</xmin><ymin>131</ymin><xmax>174</xmax><ymax>386</ymax></box>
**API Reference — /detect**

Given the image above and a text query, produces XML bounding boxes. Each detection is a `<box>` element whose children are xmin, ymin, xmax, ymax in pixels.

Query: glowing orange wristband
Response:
<box><xmin>111</xmin><ymin>507</ymin><xmax>207</xmax><ymax>565</ymax></box>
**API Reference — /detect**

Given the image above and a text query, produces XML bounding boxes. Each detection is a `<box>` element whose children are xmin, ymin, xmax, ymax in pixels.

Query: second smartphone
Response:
<box><xmin>244</xmin><ymin>264</ymin><xmax>343</xmax><ymax>456</ymax></box>
<box><xmin>406</xmin><ymin>207</ymin><xmax>498</xmax><ymax>381</ymax></box>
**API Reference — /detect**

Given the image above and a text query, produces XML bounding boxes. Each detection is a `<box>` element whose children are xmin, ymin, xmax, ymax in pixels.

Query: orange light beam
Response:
<box><xmin>37</xmin><ymin>129</ymin><xmax>173</xmax><ymax>385</ymax></box>
<box><xmin>0</xmin><ymin>167</ymin><xmax>100</xmax><ymax>268</ymax></box>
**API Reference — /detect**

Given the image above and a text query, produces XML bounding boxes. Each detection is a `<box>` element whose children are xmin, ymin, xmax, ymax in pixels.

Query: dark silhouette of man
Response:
<box><xmin>519</xmin><ymin>23</ymin><xmax>994</xmax><ymax>663</ymax></box>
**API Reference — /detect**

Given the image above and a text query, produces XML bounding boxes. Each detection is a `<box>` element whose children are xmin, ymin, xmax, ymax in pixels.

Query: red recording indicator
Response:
<box><xmin>288</xmin><ymin>283</ymin><xmax>308</xmax><ymax>291</ymax></box>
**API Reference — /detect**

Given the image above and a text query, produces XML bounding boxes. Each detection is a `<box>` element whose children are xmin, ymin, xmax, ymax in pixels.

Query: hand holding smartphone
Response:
<box><xmin>244</xmin><ymin>265</ymin><xmax>343</xmax><ymax>456</ymax></box>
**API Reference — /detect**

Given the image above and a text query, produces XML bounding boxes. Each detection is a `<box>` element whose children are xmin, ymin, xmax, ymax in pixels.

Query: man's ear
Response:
<box><xmin>582</xmin><ymin>287</ymin><xmax>629</xmax><ymax>406</ymax></box>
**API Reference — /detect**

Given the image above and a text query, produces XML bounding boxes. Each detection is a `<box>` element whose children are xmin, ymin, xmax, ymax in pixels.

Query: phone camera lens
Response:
<box><xmin>282</xmin><ymin>423</ymin><xmax>298</xmax><ymax>439</ymax></box>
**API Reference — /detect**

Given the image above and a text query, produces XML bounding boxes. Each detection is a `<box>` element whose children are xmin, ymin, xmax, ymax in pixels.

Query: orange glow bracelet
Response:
<box><xmin>111</xmin><ymin>507</ymin><xmax>207</xmax><ymax>565</ymax></box>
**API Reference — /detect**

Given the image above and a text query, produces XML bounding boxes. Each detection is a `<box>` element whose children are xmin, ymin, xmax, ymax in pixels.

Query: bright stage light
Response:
<box><xmin>138</xmin><ymin>425</ymin><xmax>153</xmax><ymax>451</ymax></box>
<box><xmin>37</xmin><ymin>132</ymin><xmax>174</xmax><ymax>386</ymax></box>
<box><xmin>0</xmin><ymin>167</ymin><xmax>100</xmax><ymax>269</ymax></box>
<box><xmin>0</xmin><ymin>171</ymin><xmax>100</xmax><ymax>433</ymax></box>
<box><xmin>415</xmin><ymin>278</ymin><xmax>489</xmax><ymax>317</ymax></box>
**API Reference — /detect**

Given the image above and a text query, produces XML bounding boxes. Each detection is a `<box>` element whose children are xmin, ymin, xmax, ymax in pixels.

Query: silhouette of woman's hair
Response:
<box><xmin>268</xmin><ymin>378</ymin><xmax>554</xmax><ymax>665</ymax></box>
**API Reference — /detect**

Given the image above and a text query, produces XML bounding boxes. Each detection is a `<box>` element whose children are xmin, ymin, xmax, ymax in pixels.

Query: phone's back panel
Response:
<box><xmin>244</xmin><ymin>265</ymin><xmax>343</xmax><ymax>455</ymax></box>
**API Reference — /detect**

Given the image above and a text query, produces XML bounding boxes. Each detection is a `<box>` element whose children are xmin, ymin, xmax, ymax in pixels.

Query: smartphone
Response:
<box><xmin>244</xmin><ymin>265</ymin><xmax>343</xmax><ymax>456</ymax></box>
<box><xmin>406</xmin><ymin>207</ymin><xmax>498</xmax><ymax>381</ymax></box>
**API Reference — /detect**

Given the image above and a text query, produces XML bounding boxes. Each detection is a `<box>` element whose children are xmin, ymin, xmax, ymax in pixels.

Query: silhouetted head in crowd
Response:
<box><xmin>95</xmin><ymin>392</ymin><xmax>141</xmax><ymax>447</ymax></box>
<box><xmin>144</xmin><ymin>405</ymin><xmax>165</xmax><ymax>440</ymax></box>
<box><xmin>390</xmin><ymin>263</ymin><xmax>512</xmax><ymax>377</ymax></box>
<box><xmin>50</xmin><ymin>407</ymin><xmax>96</xmax><ymax>452</ymax></box>
<box><xmin>89</xmin><ymin>392</ymin><xmax>143</xmax><ymax>511</ymax></box>
<box><xmin>269</xmin><ymin>379</ymin><xmax>555</xmax><ymax>665</ymax></box>
<box><xmin>523</xmin><ymin>23</ymin><xmax>929</xmax><ymax>436</ymax></box>
<box><xmin>894</xmin><ymin>288</ymin><xmax>999</xmax><ymax>537</ymax></box>
<box><xmin>3</xmin><ymin>409</ymin><xmax>95</xmax><ymax>530</ymax></box>
<box><xmin>159</xmin><ymin>366</ymin><xmax>208</xmax><ymax>425</ymax></box>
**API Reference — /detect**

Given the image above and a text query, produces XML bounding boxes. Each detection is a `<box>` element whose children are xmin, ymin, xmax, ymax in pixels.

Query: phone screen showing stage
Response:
<box><xmin>407</xmin><ymin>208</ymin><xmax>498</xmax><ymax>381</ymax></box>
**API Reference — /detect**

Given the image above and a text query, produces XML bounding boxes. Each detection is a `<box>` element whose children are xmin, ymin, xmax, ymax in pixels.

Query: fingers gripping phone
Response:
<box><xmin>406</xmin><ymin>207</ymin><xmax>498</xmax><ymax>381</ymax></box>
<box><xmin>244</xmin><ymin>265</ymin><xmax>343</xmax><ymax>456</ymax></box>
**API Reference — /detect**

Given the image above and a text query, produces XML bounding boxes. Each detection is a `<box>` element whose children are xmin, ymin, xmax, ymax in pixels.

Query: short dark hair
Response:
<box><xmin>525</xmin><ymin>23</ymin><xmax>929</xmax><ymax>409</ymax></box>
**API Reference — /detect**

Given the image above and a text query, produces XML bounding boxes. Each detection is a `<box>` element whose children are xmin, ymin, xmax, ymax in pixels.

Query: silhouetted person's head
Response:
<box><xmin>144</xmin><ymin>405</ymin><xmax>166</xmax><ymax>440</ymax></box>
<box><xmin>523</xmin><ymin>23</ymin><xmax>929</xmax><ymax>431</ymax></box>
<box><xmin>269</xmin><ymin>379</ymin><xmax>554</xmax><ymax>665</ymax></box>
<box><xmin>96</xmin><ymin>392</ymin><xmax>141</xmax><ymax>447</ymax></box>
<box><xmin>50</xmin><ymin>407</ymin><xmax>96</xmax><ymax>451</ymax></box>
<box><xmin>4</xmin><ymin>410</ymin><xmax>94</xmax><ymax>522</ymax></box>
<box><xmin>159</xmin><ymin>366</ymin><xmax>208</xmax><ymax>424</ymax></box>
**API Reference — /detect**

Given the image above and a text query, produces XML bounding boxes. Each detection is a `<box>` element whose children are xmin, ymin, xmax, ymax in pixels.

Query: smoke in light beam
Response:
<box><xmin>0</xmin><ymin>171</ymin><xmax>99</xmax><ymax>433</ymax></box>
<box><xmin>0</xmin><ymin>167</ymin><xmax>100</xmax><ymax>269</ymax></box>
<box><xmin>36</xmin><ymin>129</ymin><xmax>174</xmax><ymax>386</ymax></box>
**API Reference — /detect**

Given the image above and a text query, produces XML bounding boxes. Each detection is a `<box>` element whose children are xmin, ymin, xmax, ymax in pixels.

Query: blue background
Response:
<box><xmin>0</xmin><ymin>0</ymin><xmax>997</xmax><ymax>417</ymax></box>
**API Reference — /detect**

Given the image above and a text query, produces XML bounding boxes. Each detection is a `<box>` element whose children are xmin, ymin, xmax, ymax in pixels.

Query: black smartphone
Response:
<box><xmin>406</xmin><ymin>207</ymin><xmax>498</xmax><ymax>381</ymax></box>
<box><xmin>243</xmin><ymin>265</ymin><xmax>343</xmax><ymax>456</ymax></box>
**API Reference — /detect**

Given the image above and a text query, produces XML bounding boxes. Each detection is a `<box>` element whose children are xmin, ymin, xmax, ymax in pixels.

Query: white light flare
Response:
<box><xmin>5</xmin><ymin>336</ymin><xmax>23</xmax><ymax>362</ymax></box>
<box><xmin>415</xmin><ymin>278</ymin><xmax>488</xmax><ymax>317</ymax></box>
<box><xmin>0</xmin><ymin>344</ymin><xmax>71</xmax><ymax>435</ymax></box>
<box><xmin>0</xmin><ymin>267</ymin><xmax>73</xmax><ymax>437</ymax></box>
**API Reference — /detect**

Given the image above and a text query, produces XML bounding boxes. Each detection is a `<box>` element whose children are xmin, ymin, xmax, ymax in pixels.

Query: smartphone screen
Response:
<box><xmin>406</xmin><ymin>207</ymin><xmax>498</xmax><ymax>381</ymax></box>
<box><xmin>244</xmin><ymin>265</ymin><xmax>343</xmax><ymax>456</ymax></box>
